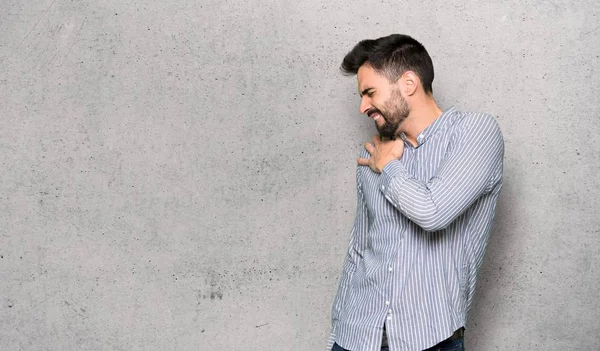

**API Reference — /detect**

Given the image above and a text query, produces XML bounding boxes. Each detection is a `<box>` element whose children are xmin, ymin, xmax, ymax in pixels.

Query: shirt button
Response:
<box><xmin>387</xmin><ymin>316</ymin><xmax>392</xmax><ymax>321</ymax></box>
<box><xmin>388</xmin><ymin>266</ymin><xmax>393</xmax><ymax>272</ymax></box>
<box><xmin>381</xmin><ymin>185</ymin><xmax>385</xmax><ymax>191</ymax></box>
<box><xmin>385</xmin><ymin>301</ymin><xmax>390</xmax><ymax>306</ymax></box>
<box><xmin>388</xmin><ymin>309</ymin><xmax>392</xmax><ymax>314</ymax></box>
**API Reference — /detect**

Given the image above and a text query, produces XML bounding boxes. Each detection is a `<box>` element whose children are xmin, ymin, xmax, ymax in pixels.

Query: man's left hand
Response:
<box><xmin>357</xmin><ymin>135</ymin><xmax>405</xmax><ymax>173</ymax></box>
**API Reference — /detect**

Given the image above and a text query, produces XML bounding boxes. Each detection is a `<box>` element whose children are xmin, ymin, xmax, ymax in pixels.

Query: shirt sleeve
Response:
<box><xmin>379</xmin><ymin>114</ymin><xmax>504</xmax><ymax>232</ymax></box>
<box><xmin>329</xmin><ymin>165</ymin><xmax>369</xmax><ymax>341</ymax></box>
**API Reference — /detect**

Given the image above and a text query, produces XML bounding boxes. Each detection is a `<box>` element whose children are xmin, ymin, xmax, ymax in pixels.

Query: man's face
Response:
<box><xmin>357</xmin><ymin>64</ymin><xmax>410</xmax><ymax>139</ymax></box>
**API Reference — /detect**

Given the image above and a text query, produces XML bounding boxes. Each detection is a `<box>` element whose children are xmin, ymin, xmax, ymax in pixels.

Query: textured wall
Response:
<box><xmin>1</xmin><ymin>0</ymin><xmax>599</xmax><ymax>350</ymax></box>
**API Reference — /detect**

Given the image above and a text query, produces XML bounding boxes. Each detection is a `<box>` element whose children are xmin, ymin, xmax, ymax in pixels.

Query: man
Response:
<box><xmin>327</xmin><ymin>34</ymin><xmax>504</xmax><ymax>351</ymax></box>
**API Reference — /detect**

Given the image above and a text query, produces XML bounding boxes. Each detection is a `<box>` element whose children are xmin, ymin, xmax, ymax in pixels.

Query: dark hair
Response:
<box><xmin>341</xmin><ymin>34</ymin><xmax>434</xmax><ymax>94</ymax></box>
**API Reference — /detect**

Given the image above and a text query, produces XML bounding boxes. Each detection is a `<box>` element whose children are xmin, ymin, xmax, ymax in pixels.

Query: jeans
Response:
<box><xmin>332</xmin><ymin>336</ymin><xmax>465</xmax><ymax>351</ymax></box>
<box><xmin>423</xmin><ymin>337</ymin><xmax>465</xmax><ymax>351</ymax></box>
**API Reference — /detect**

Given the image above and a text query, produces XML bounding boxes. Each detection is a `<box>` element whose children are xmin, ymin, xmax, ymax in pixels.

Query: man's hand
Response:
<box><xmin>357</xmin><ymin>135</ymin><xmax>405</xmax><ymax>173</ymax></box>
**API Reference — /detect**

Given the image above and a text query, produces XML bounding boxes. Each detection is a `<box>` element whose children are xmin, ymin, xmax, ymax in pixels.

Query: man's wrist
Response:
<box><xmin>377</xmin><ymin>156</ymin><xmax>396</xmax><ymax>173</ymax></box>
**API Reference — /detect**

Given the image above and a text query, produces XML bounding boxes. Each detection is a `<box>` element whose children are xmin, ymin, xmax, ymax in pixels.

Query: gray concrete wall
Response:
<box><xmin>1</xmin><ymin>0</ymin><xmax>598</xmax><ymax>350</ymax></box>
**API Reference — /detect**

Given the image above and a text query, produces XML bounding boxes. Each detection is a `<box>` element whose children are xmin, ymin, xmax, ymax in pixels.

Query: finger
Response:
<box><xmin>364</xmin><ymin>142</ymin><xmax>374</xmax><ymax>154</ymax></box>
<box><xmin>357</xmin><ymin>157</ymin><xmax>370</xmax><ymax>166</ymax></box>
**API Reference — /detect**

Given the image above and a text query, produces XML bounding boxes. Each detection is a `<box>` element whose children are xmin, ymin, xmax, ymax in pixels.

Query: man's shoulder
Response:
<box><xmin>358</xmin><ymin>147</ymin><xmax>370</xmax><ymax>159</ymax></box>
<box><xmin>451</xmin><ymin>110</ymin><xmax>502</xmax><ymax>137</ymax></box>
<box><xmin>454</xmin><ymin>110</ymin><xmax>499</xmax><ymax>127</ymax></box>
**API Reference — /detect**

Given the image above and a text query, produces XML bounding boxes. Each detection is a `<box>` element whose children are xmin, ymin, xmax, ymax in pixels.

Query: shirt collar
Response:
<box><xmin>407</xmin><ymin>106</ymin><xmax>458</xmax><ymax>147</ymax></box>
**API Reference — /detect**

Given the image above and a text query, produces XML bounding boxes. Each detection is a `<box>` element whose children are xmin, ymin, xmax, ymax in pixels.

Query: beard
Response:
<box><xmin>373</xmin><ymin>89</ymin><xmax>410</xmax><ymax>139</ymax></box>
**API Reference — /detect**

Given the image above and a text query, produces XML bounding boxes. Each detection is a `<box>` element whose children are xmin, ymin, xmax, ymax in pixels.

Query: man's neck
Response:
<box><xmin>399</xmin><ymin>96</ymin><xmax>443</xmax><ymax>146</ymax></box>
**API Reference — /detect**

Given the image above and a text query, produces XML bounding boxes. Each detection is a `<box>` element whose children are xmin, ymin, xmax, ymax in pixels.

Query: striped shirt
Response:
<box><xmin>327</xmin><ymin>106</ymin><xmax>504</xmax><ymax>351</ymax></box>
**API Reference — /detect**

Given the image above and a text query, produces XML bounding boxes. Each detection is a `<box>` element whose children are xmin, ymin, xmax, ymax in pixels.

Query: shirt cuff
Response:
<box><xmin>380</xmin><ymin>159</ymin><xmax>409</xmax><ymax>194</ymax></box>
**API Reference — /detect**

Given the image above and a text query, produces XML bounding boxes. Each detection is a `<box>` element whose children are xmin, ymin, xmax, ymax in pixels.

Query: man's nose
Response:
<box><xmin>360</xmin><ymin>97</ymin><xmax>371</xmax><ymax>115</ymax></box>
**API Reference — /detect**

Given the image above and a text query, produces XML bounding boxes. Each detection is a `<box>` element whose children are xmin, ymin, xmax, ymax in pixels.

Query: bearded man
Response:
<box><xmin>327</xmin><ymin>34</ymin><xmax>504</xmax><ymax>351</ymax></box>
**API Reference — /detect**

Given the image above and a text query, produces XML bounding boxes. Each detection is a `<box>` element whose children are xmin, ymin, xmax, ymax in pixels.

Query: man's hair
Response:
<box><xmin>341</xmin><ymin>34</ymin><xmax>435</xmax><ymax>94</ymax></box>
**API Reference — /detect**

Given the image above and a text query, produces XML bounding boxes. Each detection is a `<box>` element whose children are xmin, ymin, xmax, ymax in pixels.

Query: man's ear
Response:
<box><xmin>401</xmin><ymin>71</ymin><xmax>419</xmax><ymax>96</ymax></box>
